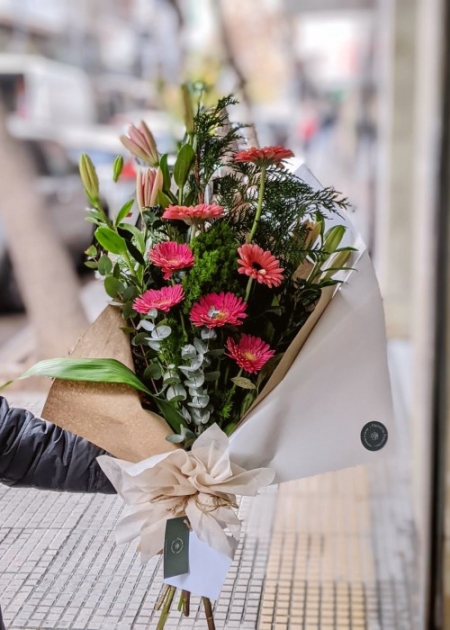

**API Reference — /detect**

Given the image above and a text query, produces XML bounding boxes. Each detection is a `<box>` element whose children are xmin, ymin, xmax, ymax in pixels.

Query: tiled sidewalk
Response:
<box><xmin>0</xmin><ymin>369</ymin><xmax>417</xmax><ymax>629</ymax></box>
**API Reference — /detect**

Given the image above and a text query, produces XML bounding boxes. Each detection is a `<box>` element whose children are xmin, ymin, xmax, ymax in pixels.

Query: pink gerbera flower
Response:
<box><xmin>237</xmin><ymin>244</ymin><xmax>284</xmax><ymax>288</ymax></box>
<box><xmin>133</xmin><ymin>285</ymin><xmax>184</xmax><ymax>314</ymax></box>
<box><xmin>149</xmin><ymin>242</ymin><xmax>195</xmax><ymax>279</ymax></box>
<box><xmin>162</xmin><ymin>204</ymin><xmax>224</xmax><ymax>225</ymax></box>
<box><xmin>190</xmin><ymin>292</ymin><xmax>247</xmax><ymax>328</ymax></box>
<box><xmin>226</xmin><ymin>334</ymin><xmax>275</xmax><ymax>374</ymax></box>
<box><xmin>234</xmin><ymin>146</ymin><xmax>294</xmax><ymax>167</ymax></box>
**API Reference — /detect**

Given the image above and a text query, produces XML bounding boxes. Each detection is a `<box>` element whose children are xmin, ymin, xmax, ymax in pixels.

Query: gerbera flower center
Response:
<box><xmin>242</xmin><ymin>351</ymin><xmax>256</xmax><ymax>361</ymax></box>
<box><xmin>208</xmin><ymin>307</ymin><xmax>226</xmax><ymax>320</ymax></box>
<box><xmin>251</xmin><ymin>262</ymin><xmax>267</xmax><ymax>275</ymax></box>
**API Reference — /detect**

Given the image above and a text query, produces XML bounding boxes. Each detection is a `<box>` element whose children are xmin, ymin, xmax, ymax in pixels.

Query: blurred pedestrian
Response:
<box><xmin>0</xmin><ymin>396</ymin><xmax>115</xmax><ymax>630</ymax></box>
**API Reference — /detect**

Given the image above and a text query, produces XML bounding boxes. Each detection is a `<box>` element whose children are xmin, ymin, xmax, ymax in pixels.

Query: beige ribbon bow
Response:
<box><xmin>98</xmin><ymin>424</ymin><xmax>276</xmax><ymax>561</ymax></box>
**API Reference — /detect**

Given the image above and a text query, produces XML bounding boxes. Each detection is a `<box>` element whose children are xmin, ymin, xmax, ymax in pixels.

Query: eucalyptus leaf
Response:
<box><xmin>132</xmin><ymin>332</ymin><xmax>150</xmax><ymax>346</ymax></box>
<box><xmin>193</xmin><ymin>338</ymin><xmax>207</xmax><ymax>355</ymax></box>
<box><xmin>166</xmin><ymin>384</ymin><xmax>187</xmax><ymax>402</ymax></box>
<box><xmin>104</xmin><ymin>276</ymin><xmax>124</xmax><ymax>298</ymax></box>
<box><xmin>151</xmin><ymin>325</ymin><xmax>171</xmax><ymax>340</ymax></box>
<box><xmin>187</xmin><ymin>395</ymin><xmax>209</xmax><ymax>409</ymax></box>
<box><xmin>138</xmin><ymin>320</ymin><xmax>155</xmax><ymax>332</ymax></box>
<box><xmin>200</xmin><ymin>328</ymin><xmax>217</xmax><ymax>340</ymax></box>
<box><xmin>181</xmin><ymin>344</ymin><xmax>197</xmax><ymax>359</ymax></box>
<box><xmin>184</xmin><ymin>373</ymin><xmax>205</xmax><ymax>388</ymax></box>
<box><xmin>85</xmin><ymin>245</ymin><xmax>97</xmax><ymax>258</ymax></box>
<box><xmin>98</xmin><ymin>255</ymin><xmax>113</xmax><ymax>276</ymax></box>
<box><xmin>143</xmin><ymin>363</ymin><xmax>162</xmax><ymax>380</ymax></box>
<box><xmin>122</xmin><ymin>285</ymin><xmax>138</xmax><ymax>302</ymax></box>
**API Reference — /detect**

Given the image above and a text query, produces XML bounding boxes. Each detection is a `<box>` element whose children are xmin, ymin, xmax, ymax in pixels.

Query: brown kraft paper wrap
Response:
<box><xmin>42</xmin><ymin>305</ymin><xmax>176</xmax><ymax>462</ymax></box>
<box><xmin>42</xmin><ymin>288</ymin><xmax>334</xmax><ymax>462</ymax></box>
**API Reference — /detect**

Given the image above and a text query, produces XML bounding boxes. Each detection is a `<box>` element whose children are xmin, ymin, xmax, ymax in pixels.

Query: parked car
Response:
<box><xmin>0</xmin><ymin>136</ymin><xmax>94</xmax><ymax>312</ymax></box>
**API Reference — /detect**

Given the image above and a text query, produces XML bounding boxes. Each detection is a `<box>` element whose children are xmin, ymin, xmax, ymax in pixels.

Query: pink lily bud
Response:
<box><xmin>136</xmin><ymin>168</ymin><xmax>164</xmax><ymax>211</ymax></box>
<box><xmin>120</xmin><ymin>120</ymin><xmax>159</xmax><ymax>166</ymax></box>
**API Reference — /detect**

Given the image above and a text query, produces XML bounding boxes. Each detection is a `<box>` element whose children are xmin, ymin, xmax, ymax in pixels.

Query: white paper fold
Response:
<box><xmin>164</xmin><ymin>531</ymin><xmax>232</xmax><ymax>601</ymax></box>
<box><xmin>228</xmin><ymin>166</ymin><xmax>395</xmax><ymax>481</ymax></box>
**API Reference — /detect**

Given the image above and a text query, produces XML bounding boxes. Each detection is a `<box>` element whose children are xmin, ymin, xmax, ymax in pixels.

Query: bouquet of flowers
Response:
<box><xmin>23</xmin><ymin>87</ymin><xmax>394</xmax><ymax>629</ymax></box>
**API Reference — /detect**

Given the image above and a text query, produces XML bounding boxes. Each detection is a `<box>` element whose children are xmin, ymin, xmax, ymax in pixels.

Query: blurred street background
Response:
<box><xmin>0</xmin><ymin>0</ymin><xmax>449</xmax><ymax>628</ymax></box>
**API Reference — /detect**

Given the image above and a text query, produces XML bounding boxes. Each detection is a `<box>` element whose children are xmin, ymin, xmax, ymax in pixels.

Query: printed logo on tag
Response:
<box><xmin>164</xmin><ymin>517</ymin><xmax>190</xmax><ymax>579</ymax></box>
<box><xmin>361</xmin><ymin>421</ymin><xmax>388</xmax><ymax>451</ymax></box>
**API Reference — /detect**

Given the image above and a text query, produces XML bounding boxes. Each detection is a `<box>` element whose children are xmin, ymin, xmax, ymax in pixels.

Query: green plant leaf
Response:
<box><xmin>20</xmin><ymin>358</ymin><xmax>152</xmax><ymax>395</ymax></box>
<box><xmin>173</xmin><ymin>143</ymin><xmax>195</xmax><ymax>188</ymax></box>
<box><xmin>104</xmin><ymin>276</ymin><xmax>123</xmax><ymax>298</ymax></box>
<box><xmin>98</xmin><ymin>255</ymin><xmax>113</xmax><ymax>276</ymax></box>
<box><xmin>159</xmin><ymin>153</ymin><xmax>171</xmax><ymax>191</ymax></box>
<box><xmin>85</xmin><ymin>245</ymin><xmax>97</xmax><ymax>258</ymax></box>
<box><xmin>84</xmin><ymin>261</ymin><xmax>98</xmax><ymax>269</ymax></box>
<box><xmin>95</xmin><ymin>227</ymin><xmax>127</xmax><ymax>255</ymax></box>
<box><xmin>115</xmin><ymin>199</ymin><xmax>134</xmax><ymax>225</ymax></box>
<box><xmin>154</xmin><ymin>398</ymin><xmax>185</xmax><ymax>432</ymax></box>
<box><xmin>119</xmin><ymin>224</ymin><xmax>146</xmax><ymax>253</ymax></box>
<box><xmin>126</xmin><ymin>241</ymin><xmax>146</xmax><ymax>265</ymax></box>
<box><xmin>231</xmin><ymin>376</ymin><xmax>256</xmax><ymax>390</ymax></box>
<box><xmin>156</xmin><ymin>190</ymin><xmax>172</xmax><ymax>209</ymax></box>
<box><xmin>323</xmin><ymin>225</ymin><xmax>345</xmax><ymax>255</ymax></box>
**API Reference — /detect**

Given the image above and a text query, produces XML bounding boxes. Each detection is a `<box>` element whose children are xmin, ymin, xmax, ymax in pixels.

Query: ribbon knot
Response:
<box><xmin>98</xmin><ymin>424</ymin><xmax>275</xmax><ymax>561</ymax></box>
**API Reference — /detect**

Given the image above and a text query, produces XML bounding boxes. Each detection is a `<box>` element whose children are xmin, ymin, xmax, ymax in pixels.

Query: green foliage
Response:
<box><xmin>189</xmin><ymin>95</ymin><xmax>245</xmax><ymax>201</ymax></box>
<box><xmin>182</xmin><ymin>221</ymin><xmax>243</xmax><ymax>311</ymax></box>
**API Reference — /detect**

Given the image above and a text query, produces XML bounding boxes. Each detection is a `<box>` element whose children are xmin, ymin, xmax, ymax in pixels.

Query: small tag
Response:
<box><xmin>164</xmin><ymin>517</ymin><xmax>190</xmax><ymax>578</ymax></box>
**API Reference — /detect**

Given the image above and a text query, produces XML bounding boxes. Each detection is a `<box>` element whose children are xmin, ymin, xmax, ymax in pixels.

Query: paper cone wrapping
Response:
<box><xmin>42</xmin><ymin>305</ymin><xmax>175</xmax><ymax>462</ymax></box>
<box><xmin>229</xmin><ymin>249</ymin><xmax>395</xmax><ymax>481</ymax></box>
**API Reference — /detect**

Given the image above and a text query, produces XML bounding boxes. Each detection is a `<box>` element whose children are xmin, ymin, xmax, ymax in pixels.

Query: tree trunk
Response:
<box><xmin>0</xmin><ymin>103</ymin><xmax>88</xmax><ymax>358</ymax></box>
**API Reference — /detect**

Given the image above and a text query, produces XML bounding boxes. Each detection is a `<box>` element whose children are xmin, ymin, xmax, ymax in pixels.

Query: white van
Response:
<box><xmin>0</xmin><ymin>54</ymin><xmax>96</xmax><ymax>126</ymax></box>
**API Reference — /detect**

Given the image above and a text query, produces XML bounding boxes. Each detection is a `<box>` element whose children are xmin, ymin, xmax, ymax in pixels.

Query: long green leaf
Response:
<box><xmin>20</xmin><ymin>358</ymin><xmax>152</xmax><ymax>395</ymax></box>
<box><xmin>173</xmin><ymin>144</ymin><xmax>195</xmax><ymax>188</ymax></box>
<box><xmin>115</xmin><ymin>199</ymin><xmax>135</xmax><ymax>225</ymax></box>
<box><xmin>154</xmin><ymin>399</ymin><xmax>185</xmax><ymax>433</ymax></box>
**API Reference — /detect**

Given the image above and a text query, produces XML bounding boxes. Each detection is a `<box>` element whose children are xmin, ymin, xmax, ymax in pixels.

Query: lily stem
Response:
<box><xmin>156</xmin><ymin>586</ymin><xmax>176</xmax><ymax>630</ymax></box>
<box><xmin>182</xmin><ymin>590</ymin><xmax>191</xmax><ymax>616</ymax></box>
<box><xmin>202</xmin><ymin>597</ymin><xmax>216</xmax><ymax>630</ymax></box>
<box><xmin>247</xmin><ymin>165</ymin><xmax>266</xmax><ymax>244</ymax></box>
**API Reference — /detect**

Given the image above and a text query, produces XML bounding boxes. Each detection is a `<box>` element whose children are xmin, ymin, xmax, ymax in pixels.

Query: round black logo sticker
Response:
<box><xmin>361</xmin><ymin>422</ymin><xmax>388</xmax><ymax>451</ymax></box>
<box><xmin>171</xmin><ymin>538</ymin><xmax>184</xmax><ymax>555</ymax></box>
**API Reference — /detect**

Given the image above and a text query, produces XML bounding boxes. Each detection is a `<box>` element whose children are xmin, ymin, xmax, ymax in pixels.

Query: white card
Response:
<box><xmin>164</xmin><ymin>531</ymin><xmax>233</xmax><ymax>600</ymax></box>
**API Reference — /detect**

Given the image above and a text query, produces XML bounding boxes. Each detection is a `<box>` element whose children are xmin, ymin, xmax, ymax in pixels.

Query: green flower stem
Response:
<box><xmin>179</xmin><ymin>311</ymin><xmax>188</xmax><ymax>340</ymax></box>
<box><xmin>157</xmin><ymin>586</ymin><xmax>176</xmax><ymax>630</ymax></box>
<box><xmin>247</xmin><ymin>165</ymin><xmax>266</xmax><ymax>244</ymax></box>
<box><xmin>244</xmin><ymin>276</ymin><xmax>253</xmax><ymax>302</ymax></box>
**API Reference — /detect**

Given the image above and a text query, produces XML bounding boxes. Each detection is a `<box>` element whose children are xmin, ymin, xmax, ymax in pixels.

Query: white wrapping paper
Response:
<box><xmin>229</xmin><ymin>166</ymin><xmax>395</xmax><ymax>480</ymax></box>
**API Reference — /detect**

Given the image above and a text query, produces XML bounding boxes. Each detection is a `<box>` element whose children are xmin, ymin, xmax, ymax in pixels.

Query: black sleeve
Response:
<box><xmin>0</xmin><ymin>397</ymin><xmax>115</xmax><ymax>493</ymax></box>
